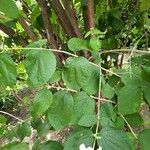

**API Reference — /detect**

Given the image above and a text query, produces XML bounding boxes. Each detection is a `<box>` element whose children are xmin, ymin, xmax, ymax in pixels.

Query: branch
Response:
<box><xmin>6</xmin><ymin>47</ymin><xmax>121</xmax><ymax>77</ymax></box>
<box><xmin>93</xmin><ymin>56</ymin><xmax>102</xmax><ymax>149</ymax></box>
<box><xmin>82</xmin><ymin>0</ymin><xmax>95</xmax><ymax>31</ymax></box>
<box><xmin>100</xmin><ymin>49</ymin><xmax>150</xmax><ymax>55</ymax></box>
<box><xmin>107</xmin><ymin>0</ymin><xmax>112</xmax><ymax>9</ymax></box>
<box><xmin>18</xmin><ymin>17</ymin><xmax>38</xmax><ymax>42</ymax></box>
<box><xmin>0</xmin><ymin>111</ymin><xmax>23</xmax><ymax>122</ymax></box>
<box><xmin>0</xmin><ymin>23</ymin><xmax>28</xmax><ymax>47</ymax></box>
<box><xmin>37</xmin><ymin>0</ymin><xmax>66</xmax><ymax>62</ymax></box>
<box><xmin>47</xmin><ymin>85</ymin><xmax>115</xmax><ymax>103</ymax></box>
<box><xmin>37</xmin><ymin>0</ymin><xmax>58</xmax><ymax>49</ymax></box>
<box><xmin>120</xmin><ymin>114</ymin><xmax>138</xmax><ymax>139</ymax></box>
<box><xmin>61</xmin><ymin>0</ymin><xmax>82</xmax><ymax>37</ymax></box>
<box><xmin>50</xmin><ymin>0</ymin><xmax>81</xmax><ymax>37</ymax></box>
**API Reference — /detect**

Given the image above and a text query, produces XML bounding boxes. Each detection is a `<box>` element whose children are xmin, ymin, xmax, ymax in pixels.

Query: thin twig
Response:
<box><xmin>90</xmin><ymin>62</ymin><xmax>120</xmax><ymax>77</ymax></box>
<box><xmin>129</xmin><ymin>36</ymin><xmax>144</xmax><ymax>77</ymax></box>
<box><xmin>5</xmin><ymin>47</ymin><xmax>120</xmax><ymax>77</ymax></box>
<box><xmin>100</xmin><ymin>49</ymin><xmax>150</xmax><ymax>55</ymax></box>
<box><xmin>48</xmin><ymin>85</ymin><xmax>115</xmax><ymax>103</ymax></box>
<box><xmin>6</xmin><ymin>47</ymin><xmax>78</xmax><ymax>57</ymax></box>
<box><xmin>0</xmin><ymin>111</ymin><xmax>23</xmax><ymax>122</ymax></box>
<box><xmin>91</xmin><ymin>96</ymin><xmax>116</xmax><ymax>104</ymax></box>
<box><xmin>48</xmin><ymin>85</ymin><xmax>77</xmax><ymax>93</ymax></box>
<box><xmin>93</xmin><ymin>58</ymin><xmax>102</xmax><ymax>149</ymax></box>
<box><xmin>120</xmin><ymin>114</ymin><xmax>138</xmax><ymax>139</ymax></box>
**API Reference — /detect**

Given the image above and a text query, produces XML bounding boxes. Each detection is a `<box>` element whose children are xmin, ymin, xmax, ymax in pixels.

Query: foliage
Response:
<box><xmin>0</xmin><ymin>0</ymin><xmax>150</xmax><ymax>150</ymax></box>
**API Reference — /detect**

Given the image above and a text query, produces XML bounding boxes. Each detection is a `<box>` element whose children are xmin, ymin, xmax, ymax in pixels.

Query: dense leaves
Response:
<box><xmin>0</xmin><ymin>0</ymin><xmax>150</xmax><ymax>149</ymax></box>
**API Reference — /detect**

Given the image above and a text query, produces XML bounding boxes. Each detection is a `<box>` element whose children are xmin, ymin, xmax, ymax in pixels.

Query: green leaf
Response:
<box><xmin>102</xmin><ymin>83</ymin><xmax>115</xmax><ymax>99</ymax></box>
<box><xmin>32</xmin><ymin>140</ymin><xmax>41</xmax><ymax>150</ymax></box>
<box><xmin>125</xmin><ymin>113</ymin><xmax>143</xmax><ymax>126</ymax></box>
<box><xmin>0</xmin><ymin>114</ymin><xmax>7</xmax><ymax>125</ymax></box>
<box><xmin>78</xmin><ymin>114</ymin><xmax>97</xmax><ymax>127</ymax></box>
<box><xmin>90</xmin><ymin>38</ymin><xmax>101</xmax><ymax>51</ymax></box>
<box><xmin>72</xmin><ymin>92</ymin><xmax>95</xmax><ymax>125</ymax></box>
<box><xmin>62</xmin><ymin>57</ymin><xmax>92</xmax><ymax>90</ymax></box>
<box><xmin>0</xmin><ymin>0</ymin><xmax>19</xmax><ymax>20</ymax></box>
<box><xmin>138</xmin><ymin>129</ymin><xmax>150</xmax><ymax>150</ymax></box>
<box><xmin>84</xmin><ymin>28</ymin><xmax>104</xmax><ymax>38</ymax></box>
<box><xmin>64</xmin><ymin>128</ymin><xmax>93</xmax><ymax>150</ymax></box>
<box><xmin>114</xmin><ymin>116</ymin><xmax>125</xmax><ymax>129</ymax></box>
<box><xmin>0</xmin><ymin>53</ymin><xmax>17</xmax><ymax>86</ymax></box>
<box><xmin>30</xmin><ymin>5</ymin><xmax>41</xmax><ymax>23</ymax></box>
<box><xmin>141</xmin><ymin>67</ymin><xmax>150</xmax><ymax>83</ymax></box>
<box><xmin>142</xmin><ymin>84</ymin><xmax>150</xmax><ymax>106</ymax></box>
<box><xmin>100</xmin><ymin>103</ymin><xmax>116</xmax><ymax>127</ymax></box>
<box><xmin>82</xmin><ymin>65</ymin><xmax>99</xmax><ymax>95</ymax></box>
<box><xmin>118</xmin><ymin>86</ymin><xmax>142</xmax><ymax>115</ymax></box>
<box><xmin>140</xmin><ymin>0</ymin><xmax>150</xmax><ymax>11</ymax></box>
<box><xmin>25</xmin><ymin>49</ymin><xmax>56</xmax><ymax>87</ymax></box>
<box><xmin>0</xmin><ymin>142</ymin><xmax>29</xmax><ymax>150</ymax></box>
<box><xmin>26</xmin><ymin>39</ymin><xmax>47</xmax><ymax>48</ymax></box>
<box><xmin>31</xmin><ymin>119</ymin><xmax>50</xmax><ymax>136</ymax></box>
<box><xmin>17</xmin><ymin>122</ymin><xmax>31</xmax><ymax>141</ymax></box>
<box><xmin>39</xmin><ymin>141</ymin><xmax>63</xmax><ymax>150</ymax></box>
<box><xmin>67</xmin><ymin>38</ymin><xmax>89</xmax><ymax>52</ymax></box>
<box><xmin>0</xmin><ymin>126</ymin><xmax>5</xmax><ymax>137</ymax></box>
<box><xmin>48</xmin><ymin>91</ymin><xmax>74</xmax><ymax>130</ymax></box>
<box><xmin>30</xmin><ymin>89</ymin><xmax>53</xmax><ymax>118</ymax></box>
<box><xmin>121</xmin><ymin>73</ymin><xmax>141</xmax><ymax>88</ymax></box>
<box><xmin>49</xmin><ymin>70</ymin><xmax>62</xmax><ymax>84</ymax></box>
<box><xmin>98</xmin><ymin>127</ymin><xmax>134</xmax><ymax>150</ymax></box>
<box><xmin>5</xmin><ymin>128</ymin><xmax>18</xmax><ymax>141</ymax></box>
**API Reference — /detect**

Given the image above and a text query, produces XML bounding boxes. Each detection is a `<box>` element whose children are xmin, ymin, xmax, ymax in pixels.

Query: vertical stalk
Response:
<box><xmin>93</xmin><ymin>56</ymin><xmax>102</xmax><ymax>149</ymax></box>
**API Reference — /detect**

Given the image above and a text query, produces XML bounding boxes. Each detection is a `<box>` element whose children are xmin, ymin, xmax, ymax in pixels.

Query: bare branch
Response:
<box><xmin>61</xmin><ymin>0</ymin><xmax>82</xmax><ymax>37</ymax></box>
<box><xmin>7</xmin><ymin>47</ymin><xmax>121</xmax><ymax>77</ymax></box>
<box><xmin>50</xmin><ymin>0</ymin><xmax>81</xmax><ymax>37</ymax></box>
<box><xmin>82</xmin><ymin>0</ymin><xmax>95</xmax><ymax>31</ymax></box>
<box><xmin>0</xmin><ymin>23</ymin><xmax>28</xmax><ymax>47</ymax></box>
<box><xmin>107</xmin><ymin>0</ymin><xmax>112</xmax><ymax>9</ymax></box>
<box><xmin>37</xmin><ymin>0</ymin><xmax>58</xmax><ymax>49</ymax></box>
<box><xmin>37</xmin><ymin>0</ymin><xmax>66</xmax><ymax>62</ymax></box>
<box><xmin>0</xmin><ymin>110</ymin><xmax>23</xmax><ymax>122</ymax></box>
<box><xmin>18</xmin><ymin>17</ymin><xmax>38</xmax><ymax>42</ymax></box>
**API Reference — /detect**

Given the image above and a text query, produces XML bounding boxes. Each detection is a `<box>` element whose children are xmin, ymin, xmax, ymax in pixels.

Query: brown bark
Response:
<box><xmin>61</xmin><ymin>0</ymin><xmax>82</xmax><ymax>37</ymax></box>
<box><xmin>107</xmin><ymin>0</ymin><xmax>112</xmax><ymax>9</ymax></box>
<box><xmin>82</xmin><ymin>0</ymin><xmax>95</xmax><ymax>31</ymax></box>
<box><xmin>18</xmin><ymin>17</ymin><xmax>38</xmax><ymax>42</ymax></box>
<box><xmin>0</xmin><ymin>23</ymin><xmax>28</xmax><ymax>47</ymax></box>
<box><xmin>37</xmin><ymin>0</ymin><xmax>58</xmax><ymax>49</ymax></box>
<box><xmin>50</xmin><ymin>0</ymin><xmax>82</xmax><ymax>38</ymax></box>
<box><xmin>37</xmin><ymin>0</ymin><xmax>65</xmax><ymax>63</ymax></box>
